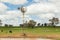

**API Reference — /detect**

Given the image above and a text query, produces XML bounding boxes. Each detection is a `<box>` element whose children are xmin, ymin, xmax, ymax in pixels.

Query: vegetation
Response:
<box><xmin>0</xmin><ymin>25</ymin><xmax>60</xmax><ymax>40</ymax></box>
<box><xmin>20</xmin><ymin>20</ymin><xmax>36</xmax><ymax>28</ymax></box>
<box><xmin>0</xmin><ymin>17</ymin><xmax>59</xmax><ymax>39</ymax></box>
<box><xmin>19</xmin><ymin>17</ymin><xmax>59</xmax><ymax>28</ymax></box>
<box><xmin>49</xmin><ymin>17</ymin><xmax>59</xmax><ymax>26</ymax></box>
<box><xmin>5</xmin><ymin>24</ymin><xmax>9</xmax><ymax>27</ymax></box>
<box><xmin>0</xmin><ymin>17</ymin><xmax>59</xmax><ymax>28</ymax></box>
<box><xmin>0</xmin><ymin>26</ymin><xmax>60</xmax><ymax>39</ymax></box>
<box><xmin>0</xmin><ymin>26</ymin><xmax>60</xmax><ymax>34</ymax></box>
<box><xmin>37</xmin><ymin>23</ymin><xmax>40</xmax><ymax>26</ymax></box>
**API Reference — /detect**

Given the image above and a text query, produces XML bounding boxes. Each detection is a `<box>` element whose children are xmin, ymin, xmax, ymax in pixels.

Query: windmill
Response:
<box><xmin>18</xmin><ymin>6</ymin><xmax>27</xmax><ymax>37</ymax></box>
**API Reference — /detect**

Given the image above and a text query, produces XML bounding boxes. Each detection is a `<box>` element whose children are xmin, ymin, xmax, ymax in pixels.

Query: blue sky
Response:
<box><xmin>0</xmin><ymin>0</ymin><xmax>60</xmax><ymax>26</ymax></box>
<box><xmin>3</xmin><ymin>0</ymin><xmax>32</xmax><ymax>10</ymax></box>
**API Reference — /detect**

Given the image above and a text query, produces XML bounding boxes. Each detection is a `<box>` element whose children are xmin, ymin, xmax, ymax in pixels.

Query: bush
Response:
<box><xmin>5</xmin><ymin>24</ymin><xmax>8</xmax><ymax>27</ymax></box>
<box><xmin>1</xmin><ymin>30</ymin><xmax>3</xmax><ymax>32</ymax></box>
<box><xmin>9</xmin><ymin>25</ymin><xmax>13</xmax><ymax>27</ymax></box>
<box><xmin>9</xmin><ymin>30</ymin><xmax>12</xmax><ymax>33</ymax></box>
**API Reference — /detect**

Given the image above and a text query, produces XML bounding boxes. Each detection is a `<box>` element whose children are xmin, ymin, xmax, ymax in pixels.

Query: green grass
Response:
<box><xmin>24</xmin><ymin>27</ymin><xmax>60</xmax><ymax>34</ymax></box>
<box><xmin>0</xmin><ymin>27</ymin><xmax>60</xmax><ymax>39</ymax></box>
<box><xmin>0</xmin><ymin>27</ymin><xmax>60</xmax><ymax>34</ymax></box>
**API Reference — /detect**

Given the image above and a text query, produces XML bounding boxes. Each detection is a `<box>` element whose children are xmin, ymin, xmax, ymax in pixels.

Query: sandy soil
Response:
<box><xmin>0</xmin><ymin>33</ymin><xmax>60</xmax><ymax>39</ymax></box>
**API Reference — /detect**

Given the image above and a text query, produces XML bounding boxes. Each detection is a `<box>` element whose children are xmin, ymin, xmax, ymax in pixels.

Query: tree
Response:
<box><xmin>28</xmin><ymin>20</ymin><xmax>36</xmax><ymax>28</ymax></box>
<box><xmin>37</xmin><ymin>23</ymin><xmax>40</xmax><ymax>26</ymax></box>
<box><xmin>20</xmin><ymin>24</ymin><xmax>23</xmax><ymax>27</ymax></box>
<box><xmin>20</xmin><ymin>20</ymin><xmax>36</xmax><ymax>28</ymax></box>
<box><xmin>9</xmin><ymin>25</ymin><xmax>13</xmax><ymax>27</ymax></box>
<box><xmin>0</xmin><ymin>20</ymin><xmax>2</xmax><ymax>26</ymax></box>
<box><xmin>41</xmin><ymin>24</ymin><xmax>44</xmax><ymax>26</ymax></box>
<box><xmin>5</xmin><ymin>24</ymin><xmax>8</xmax><ymax>27</ymax></box>
<box><xmin>44</xmin><ymin>23</ymin><xmax>47</xmax><ymax>26</ymax></box>
<box><xmin>23</xmin><ymin>21</ymin><xmax>28</xmax><ymax>27</ymax></box>
<box><xmin>20</xmin><ymin>21</ymin><xmax>28</xmax><ymax>28</ymax></box>
<box><xmin>49</xmin><ymin>17</ymin><xmax>59</xmax><ymax>26</ymax></box>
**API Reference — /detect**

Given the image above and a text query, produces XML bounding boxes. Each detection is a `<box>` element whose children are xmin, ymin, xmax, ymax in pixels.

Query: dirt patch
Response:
<box><xmin>0</xmin><ymin>33</ymin><xmax>60</xmax><ymax>39</ymax></box>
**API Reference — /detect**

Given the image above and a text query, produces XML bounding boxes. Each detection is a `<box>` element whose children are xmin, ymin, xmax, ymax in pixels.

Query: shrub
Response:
<box><xmin>5</xmin><ymin>24</ymin><xmax>8</xmax><ymax>27</ymax></box>
<box><xmin>9</xmin><ymin>30</ymin><xmax>12</xmax><ymax>33</ymax></box>
<box><xmin>1</xmin><ymin>30</ymin><xmax>3</xmax><ymax>32</ymax></box>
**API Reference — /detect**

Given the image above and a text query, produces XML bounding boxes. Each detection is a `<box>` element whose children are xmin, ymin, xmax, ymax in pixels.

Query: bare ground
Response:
<box><xmin>0</xmin><ymin>33</ymin><xmax>60</xmax><ymax>39</ymax></box>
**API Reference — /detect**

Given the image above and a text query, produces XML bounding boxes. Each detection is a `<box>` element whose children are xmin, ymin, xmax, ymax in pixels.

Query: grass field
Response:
<box><xmin>0</xmin><ymin>27</ymin><xmax>60</xmax><ymax>40</ymax></box>
<box><xmin>0</xmin><ymin>27</ymin><xmax>60</xmax><ymax>34</ymax></box>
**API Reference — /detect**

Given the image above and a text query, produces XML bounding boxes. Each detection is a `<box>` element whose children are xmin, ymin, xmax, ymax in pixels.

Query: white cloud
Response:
<box><xmin>48</xmin><ymin>0</ymin><xmax>60</xmax><ymax>3</ymax></box>
<box><xmin>0</xmin><ymin>2</ymin><xmax>8</xmax><ymax>20</ymax></box>
<box><xmin>4</xmin><ymin>18</ymin><xmax>19</xmax><ymax>26</ymax></box>
<box><xmin>39</xmin><ymin>13</ymin><xmax>55</xmax><ymax>19</ymax></box>
<box><xmin>0</xmin><ymin>2</ymin><xmax>7</xmax><ymax>10</ymax></box>
<box><xmin>48</xmin><ymin>0</ymin><xmax>60</xmax><ymax>7</ymax></box>
<box><xmin>0</xmin><ymin>0</ymin><xmax>60</xmax><ymax>26</ymax></box>
<box><xmin>33</xmin><ymin>0</ymin><xmax>60</xmax><ymax>11</ymax></box>
<box><xmin>6</xmin><ymin>10</ymin><xmax>30</xmax><ymax>18</ymax></box>
<box><xmin>0</xmin><ymin>10</ymin><xmax>32</xmax><ymax>26</ymax></box>
<box><xmin>26</xmin><ymin>2</ymin><xmax>59</xmax><ymax>24</ymax></box>
<box><xmin>1</xmin><ymin>0</ymin><xmax>28</xmax><ymax>5</ymax></box>
<box><xmin>27</xmin><ymin>2</ymin><xmax>57</xmax><ymax>15</ymax></box>
<box><xmin>0</xmin><ymin>2</ymin><xmax>8</xmax><ymax>11</ymax></box>
<box><xmin>33</xmin><ymin>0</ymin><xmax>49</xmax><ymax>3</ymax></box>
<box><xmin>0</xmin><ymin>2</ymin><xmax>8</xmax><ymax>15</ymax></box>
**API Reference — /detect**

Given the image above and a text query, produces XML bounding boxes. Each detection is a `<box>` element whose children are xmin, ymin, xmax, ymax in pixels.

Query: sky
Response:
<box><xmin>0</xmin><ymin>0</ymin><xmax>60</xmax><ymax>26</ymax></box>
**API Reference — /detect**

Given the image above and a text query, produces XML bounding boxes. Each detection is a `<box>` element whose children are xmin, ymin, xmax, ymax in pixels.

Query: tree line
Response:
<box><xmin>20</xmin><ymin>17</ymin><xmax>59</xmax><ymax>28</ymax></box>
<box><xmin>0</xmin><ymin>17</ymin><xmax>59</xmax><ymax>28</ymax></box>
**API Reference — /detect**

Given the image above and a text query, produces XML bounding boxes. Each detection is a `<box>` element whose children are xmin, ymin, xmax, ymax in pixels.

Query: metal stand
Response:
<box><xmin>18</xmin><ymin>6</ymin><xmax>27</xmax><ymax>38</ymax></box>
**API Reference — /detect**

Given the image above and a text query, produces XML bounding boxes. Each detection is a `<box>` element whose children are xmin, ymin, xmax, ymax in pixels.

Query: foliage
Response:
<box><xmin>37</xmin><ymin>23</ymin><xmax>40</xmax><ymax>26</ymax></box>
<box><xmin>9</xmin><ymin>25</ymin><xmax>13</xmax><ymax>27</ymax></box>
<box><xmin>9</xmin><ymin>30</ymin><xmax>12</xmax><ymax>33</ymax></box>
<box><xmin>27</xmin><ymin>20</ymin><xmax>36</xmax><ymax>28</ymax></box>
<box><xmin>44</xmin><ymin>23</ymin><xmax>47</xmax><ymax>26</ymax></box>
<box><xmin>49</xmin><ymin>17</ymin><xmax>59</xmax><ymax>26</ymax></box>
<box><xmin>5</xmin><ymin>24</ymin><xmax>8</xmax><ymax>27</ymax></box>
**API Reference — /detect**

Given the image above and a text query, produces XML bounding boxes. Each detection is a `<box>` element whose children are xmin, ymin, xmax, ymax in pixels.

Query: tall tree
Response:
<box><xmin>5</xmin><ymin>24</ymin><xmax>8</xmax><ymax>27</ymax></box>
<box><xmin>37</xmin><ymin>23</ymin><xmax>40</xmax><ymax>26</ymax></box>
<box><xmin>28</xmin><ymin>20</ymin><xmax>36</xmax><ymax>28</ymax></box>
<box><xmin>0</xmin><ymin>20</ymin><xmax>2</xmax><ymax>26</ymax></box>
<box><xmin>49</xmin><ymin>17</ymin><xmax>59</xmax><ymax>26</ymax></box>
<box><xmin>44</xmin><ymin>23</ymin><xmax>47</xmax><ymax>26</ymax></box>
